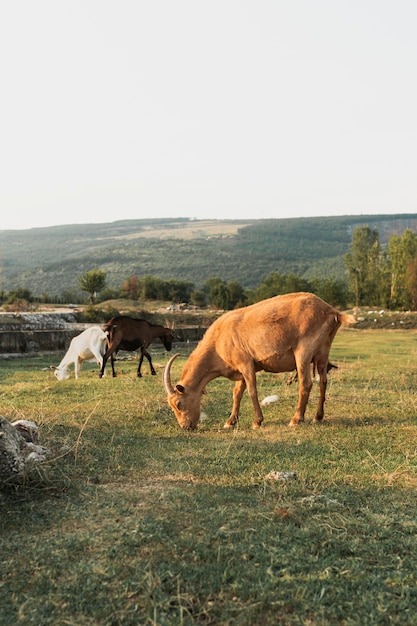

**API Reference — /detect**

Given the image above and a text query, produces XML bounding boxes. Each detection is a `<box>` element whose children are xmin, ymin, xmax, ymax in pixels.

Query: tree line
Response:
<box><xmin>345</xmin><ymin>226</ymin><xmax>417</xmax><ymax>309</ymax></box>
<box><xmin>2</xmin><ymin>226</ymin><xmax>417</xmax><ymax>311</ymax></box>
<box><xmin>0</xmin><ymin>268</ymin><xmax>350</xmax><ymax>311</ymax></box>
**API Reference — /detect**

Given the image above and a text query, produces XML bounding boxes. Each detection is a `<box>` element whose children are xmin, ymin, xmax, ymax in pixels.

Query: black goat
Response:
<box><xmin>287</xmin><ymin>361</ymin><xmax>338</xmax><ymax>385</ymax></box>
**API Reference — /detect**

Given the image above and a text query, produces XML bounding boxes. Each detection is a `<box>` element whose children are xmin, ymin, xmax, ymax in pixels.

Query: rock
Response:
<box><xmin>0</xmin><ymin>416</ymin><xmax>50</xmax><ymax>480</ymax></box>
<box><xmin>11</xmin><ymin>420</ymin><xmax>39</xmax><ymax>443</ymax></box>
<box><xmin>261</xmin><ymin>394</ymin><xmax>279</xmax><ymax>406</ymax></box>
<box><xmin>0</xmin><ymin>416</ymin><xmax>27</xmax><ymax>477</ymax></box>
<box><xmin>265</xmin><ymin>470</ymin><xmax>297</xmax><ymax>482</ymax></box>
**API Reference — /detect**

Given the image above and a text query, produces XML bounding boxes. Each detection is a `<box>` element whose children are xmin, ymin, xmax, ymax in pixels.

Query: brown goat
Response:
<box><xmin>164</xmin><ymin>292</ymin><xmax>354</xmax><ymax>429</ymax></box>
<box><xmin>100</xmin><ymin>316</ymin><xmax>174</xmax><ymax>378</ymax></box>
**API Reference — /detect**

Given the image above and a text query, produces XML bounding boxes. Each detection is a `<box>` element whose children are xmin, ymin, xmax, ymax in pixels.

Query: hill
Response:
<box><xmin>1</xmin><ymin>214</ymin><xmax>417</xmax><ymax>298</ymax></box>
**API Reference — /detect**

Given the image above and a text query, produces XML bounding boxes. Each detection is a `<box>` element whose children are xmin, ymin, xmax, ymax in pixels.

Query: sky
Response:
<box><xmin>1</xmin><ymin>0</ymin><xmax>416</xmax><ymax>231</ymax></box>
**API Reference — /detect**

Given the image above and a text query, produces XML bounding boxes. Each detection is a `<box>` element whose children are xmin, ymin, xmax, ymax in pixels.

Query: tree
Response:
<box><xmin>388</xmin><ymin>230</ymin><xmax>417</xmax><ymax>309</ymax></box>
<box><xmin>204</xmin><ymin>277</ymin><xmax>247</xmax><ymax>310</ymax></box>
<box><xmin>122</xmin><ymin>275</ymin><xmax>140</xmax><ymax>299</ymax></box>
<box><xmin>310</xmin><ymin>277</ymin><xmax>349</xmax><ymax>309</ymax></box>
<box><xmin>208</xmin><ymin>279</ymin><xmax>230</xmax><ymax>309</ymax></box>
<box><xmin>138</xmin><ymin>275</ymin><xmax>163</xmax><ymax>300</ymax></box>
<box><xmin>255</xmin><ymin>272</ymin><xmax>309</xmax><ymax>302</ymax></box>
<box><xmin>406</xmin><ymin>256</ymin><xmax>417</xmax><ymax>310</ymax></box>
<box><xmin>226</xmin><ymin>281</ymin><xmax>247</xmax><ymax>309</ymax></box>
<box><xmin>255</xmin><ymin>272</ymin><xmax>286</xmax><ymax>300</ymax></box>
<box><xmin>190</xmin><ymin>289</ymin><xmax>206</xmax><ymax>307</ymax></box>
<box><xmin>78</xmin><ymin>269</ymin><xmax>107</xmax><ymax>304</ymax></box>
<box><xmin>204</xmin><ymin>277</ymin><xmax>229</xmax><ymax>309</ymax></box>
<box><xmin>345</xmin><ymin>226</ymin><xmax>381</xmax><ymax>306</ymax></box>
<box><xmin>283</xmin><ymin>273</ymin><xmax>310</xmax><ymax>294</ymax></box>
<box><xmin>166</xmin><ymin>279</ymin><xmax>194</xmax><ymax>303</ymax></box>
<box><xmin>5</xmin><ymin>288</ymin><xmax>34</xmax><ymax>305</ymax></box>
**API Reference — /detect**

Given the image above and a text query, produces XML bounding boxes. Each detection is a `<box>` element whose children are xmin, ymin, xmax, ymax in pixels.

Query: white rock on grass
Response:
<box><xmin>261</xmin><ymin>395</ymin><xmax>279</xmax><ymax>406</ymax></box>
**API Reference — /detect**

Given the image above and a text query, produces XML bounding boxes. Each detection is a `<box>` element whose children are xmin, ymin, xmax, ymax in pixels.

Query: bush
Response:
<box><xmin>79</xmin><ymin>306</ymin><xmax>119</xmax><ymax>324</ymax></box>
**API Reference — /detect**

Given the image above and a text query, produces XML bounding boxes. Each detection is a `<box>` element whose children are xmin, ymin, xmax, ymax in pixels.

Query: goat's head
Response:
<box><xmin>163</xmin><ymin>354</ymin><xmax>202</xmax><ymax>430</ymax></box>
<box><xmin>50</xmin><ymin>366</ymin><xmax>69</xmax><ymax>381</ymax></box>
<box><xmin>161</xmin><ymin>329</ymin><xmax>175</xmax><ymax>352</ymax></box>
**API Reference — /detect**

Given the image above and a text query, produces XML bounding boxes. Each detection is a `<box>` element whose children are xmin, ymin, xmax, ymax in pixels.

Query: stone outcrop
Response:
<box><xmin>0</xmin><ymin>312</ymin><xmax>208</xmax><ymax>355</ymax></box>
<box><xmin>0</xmin><ymin>312</ymin><xmax>86</xmax><ymax>354</ymax></box>
<box><xmin>0</xmin><ymin>417</ymin><xmax>50</xmax><ymax>480</ymax></box>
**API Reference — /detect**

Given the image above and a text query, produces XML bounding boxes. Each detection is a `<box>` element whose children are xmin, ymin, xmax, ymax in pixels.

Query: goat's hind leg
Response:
<box><xmin>313</xmin><ymin>360</ymin><xmax>328</xmax><ymax>422</ymax></box>
<box><xmin>290</xmin><ymin>360</ymin><xmax>313</xmax><ymax>426</ymax></box>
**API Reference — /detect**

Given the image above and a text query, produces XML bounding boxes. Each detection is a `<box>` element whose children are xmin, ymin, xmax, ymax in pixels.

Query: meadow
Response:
<box><xmin>1</xmin><ymin>329</ymin><xmax>417</xmax><ymax>625</ymax></box>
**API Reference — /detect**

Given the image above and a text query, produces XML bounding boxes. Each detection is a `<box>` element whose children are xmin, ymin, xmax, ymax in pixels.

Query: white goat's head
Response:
<box><xmin>50</xmin><ymin>366</ymin><xmax>69</xmax><ymax>381</ymax></box>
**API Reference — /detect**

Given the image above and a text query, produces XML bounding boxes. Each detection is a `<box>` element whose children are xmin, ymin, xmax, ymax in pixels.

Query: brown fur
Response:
<box><xmin>164</xmin><ymin>292</ymin><xmax>354</xmax><ymax>429</ymax></box>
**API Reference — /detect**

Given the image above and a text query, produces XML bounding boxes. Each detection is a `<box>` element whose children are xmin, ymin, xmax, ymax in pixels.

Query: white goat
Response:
<box><xmin>51</xmin><ymin>326</ymin><xmax>108</xmax><ymax>380</ymax></box>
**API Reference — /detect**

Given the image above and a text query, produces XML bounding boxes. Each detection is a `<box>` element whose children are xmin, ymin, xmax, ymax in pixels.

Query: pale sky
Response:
<box><xmin>1</xmin><ymin>0</ymin><xmax>416</xmax><ymax>231</ymax></box>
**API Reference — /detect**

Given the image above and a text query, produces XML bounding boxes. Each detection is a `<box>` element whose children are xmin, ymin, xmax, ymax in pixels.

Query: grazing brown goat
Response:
<box><xmin>100</xmin><ymin>316</ymin><xmax>174</xmax><ymax>378</ymax></box>
<box><xmin>164</xmin><ymin>292</ymin><xmax>355</xmax><ymax>429</ymax></box>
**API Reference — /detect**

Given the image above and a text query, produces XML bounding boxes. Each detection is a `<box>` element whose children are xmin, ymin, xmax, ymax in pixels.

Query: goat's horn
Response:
<box><xmin>163</xmin><ymin>353</ymin><xmax>180</xmax><ymax>395</ymax></box>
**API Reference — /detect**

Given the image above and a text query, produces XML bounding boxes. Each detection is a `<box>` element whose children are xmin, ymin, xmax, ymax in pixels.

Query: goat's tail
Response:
<box><xmin>339</xmin><ymin>313</ymin><xmax>356</xmax><ymax>326</ymax></box>
<box><xmin>102</xmin><ymin>321</ymin><xmax>116</xmax><ymax>335</ymax></box>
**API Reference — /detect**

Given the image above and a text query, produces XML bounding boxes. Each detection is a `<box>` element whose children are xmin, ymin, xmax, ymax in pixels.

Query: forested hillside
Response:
<box><xmin>1</xmin><ymin>214</ymin><xmax>417</xmax><ymax>298</ymax></box>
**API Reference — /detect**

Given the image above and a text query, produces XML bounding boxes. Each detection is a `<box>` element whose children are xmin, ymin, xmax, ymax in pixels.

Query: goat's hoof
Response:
<box><xmin>252</xmin><ymin>421</ymin><xmax>262</xmax><ymax>429</ymax></box>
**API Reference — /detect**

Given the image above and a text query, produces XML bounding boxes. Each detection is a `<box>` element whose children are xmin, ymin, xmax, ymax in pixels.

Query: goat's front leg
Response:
<box><xmin>93</xmin><ymin>351</ymin><xmax>105</xmax><ymax>376</ymax></box>
<box><xmin>99</xmin><ymin>347</ymin><xmax>117</xmax><ymax>377</ymax></box>
<box><xmin>140</xmin><ymin>350</ymin><xmax>156</xmax><ymax>376</ymax></box>
<box><xmin>244</xmin><ymin>369</ymin><xmax>264</xmax><ymax>428</ymax></box>
<box><xmin>137</xmin><ymin>350</ymin><xmax>144</xmax><ymax>377</ymax></box>
<box><xmin>224</xmin><ymin>368</ymin><xmax>264</xmax><ymax>429</ymax></box>
<box><xmin>224</xmin><ymin>379</ymin><xmax>246</xmax><ymax>428</ymax></box>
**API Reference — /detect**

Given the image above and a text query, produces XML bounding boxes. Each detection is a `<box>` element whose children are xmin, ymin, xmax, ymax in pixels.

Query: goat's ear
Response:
<box><xmin>175</xmin><ymin>384</ymin><xmax>185</xmax><ymax>394</ymax></box>
<box><xmin>50</xmin><ymin>366</ymin><xmax>57</xmax><ymax>371</ymax></box>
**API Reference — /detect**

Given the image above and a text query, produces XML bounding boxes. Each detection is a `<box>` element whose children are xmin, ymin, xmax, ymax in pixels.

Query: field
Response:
<box><xmin>1</xmin><ymin>329</ymin><xmax>417</xmax><ymax>625</ymax></box>
<box><xmin>115</xmin><ymin>220</ymin><xmax>249</xmax><ymax>241</ymax></box>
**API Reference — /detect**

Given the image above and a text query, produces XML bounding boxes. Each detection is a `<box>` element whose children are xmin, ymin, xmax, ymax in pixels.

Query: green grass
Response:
<box><xmin>1</xmin><ymin>330</ymin><xmax>417</xmax><ymax>625</ymax></box>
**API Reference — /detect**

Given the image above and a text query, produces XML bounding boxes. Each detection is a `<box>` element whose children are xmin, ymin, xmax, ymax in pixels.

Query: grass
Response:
<box><xmin>1</xmin><ymin>330</ymin><xmax>417</xmax><ymax>625</ymax></box>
